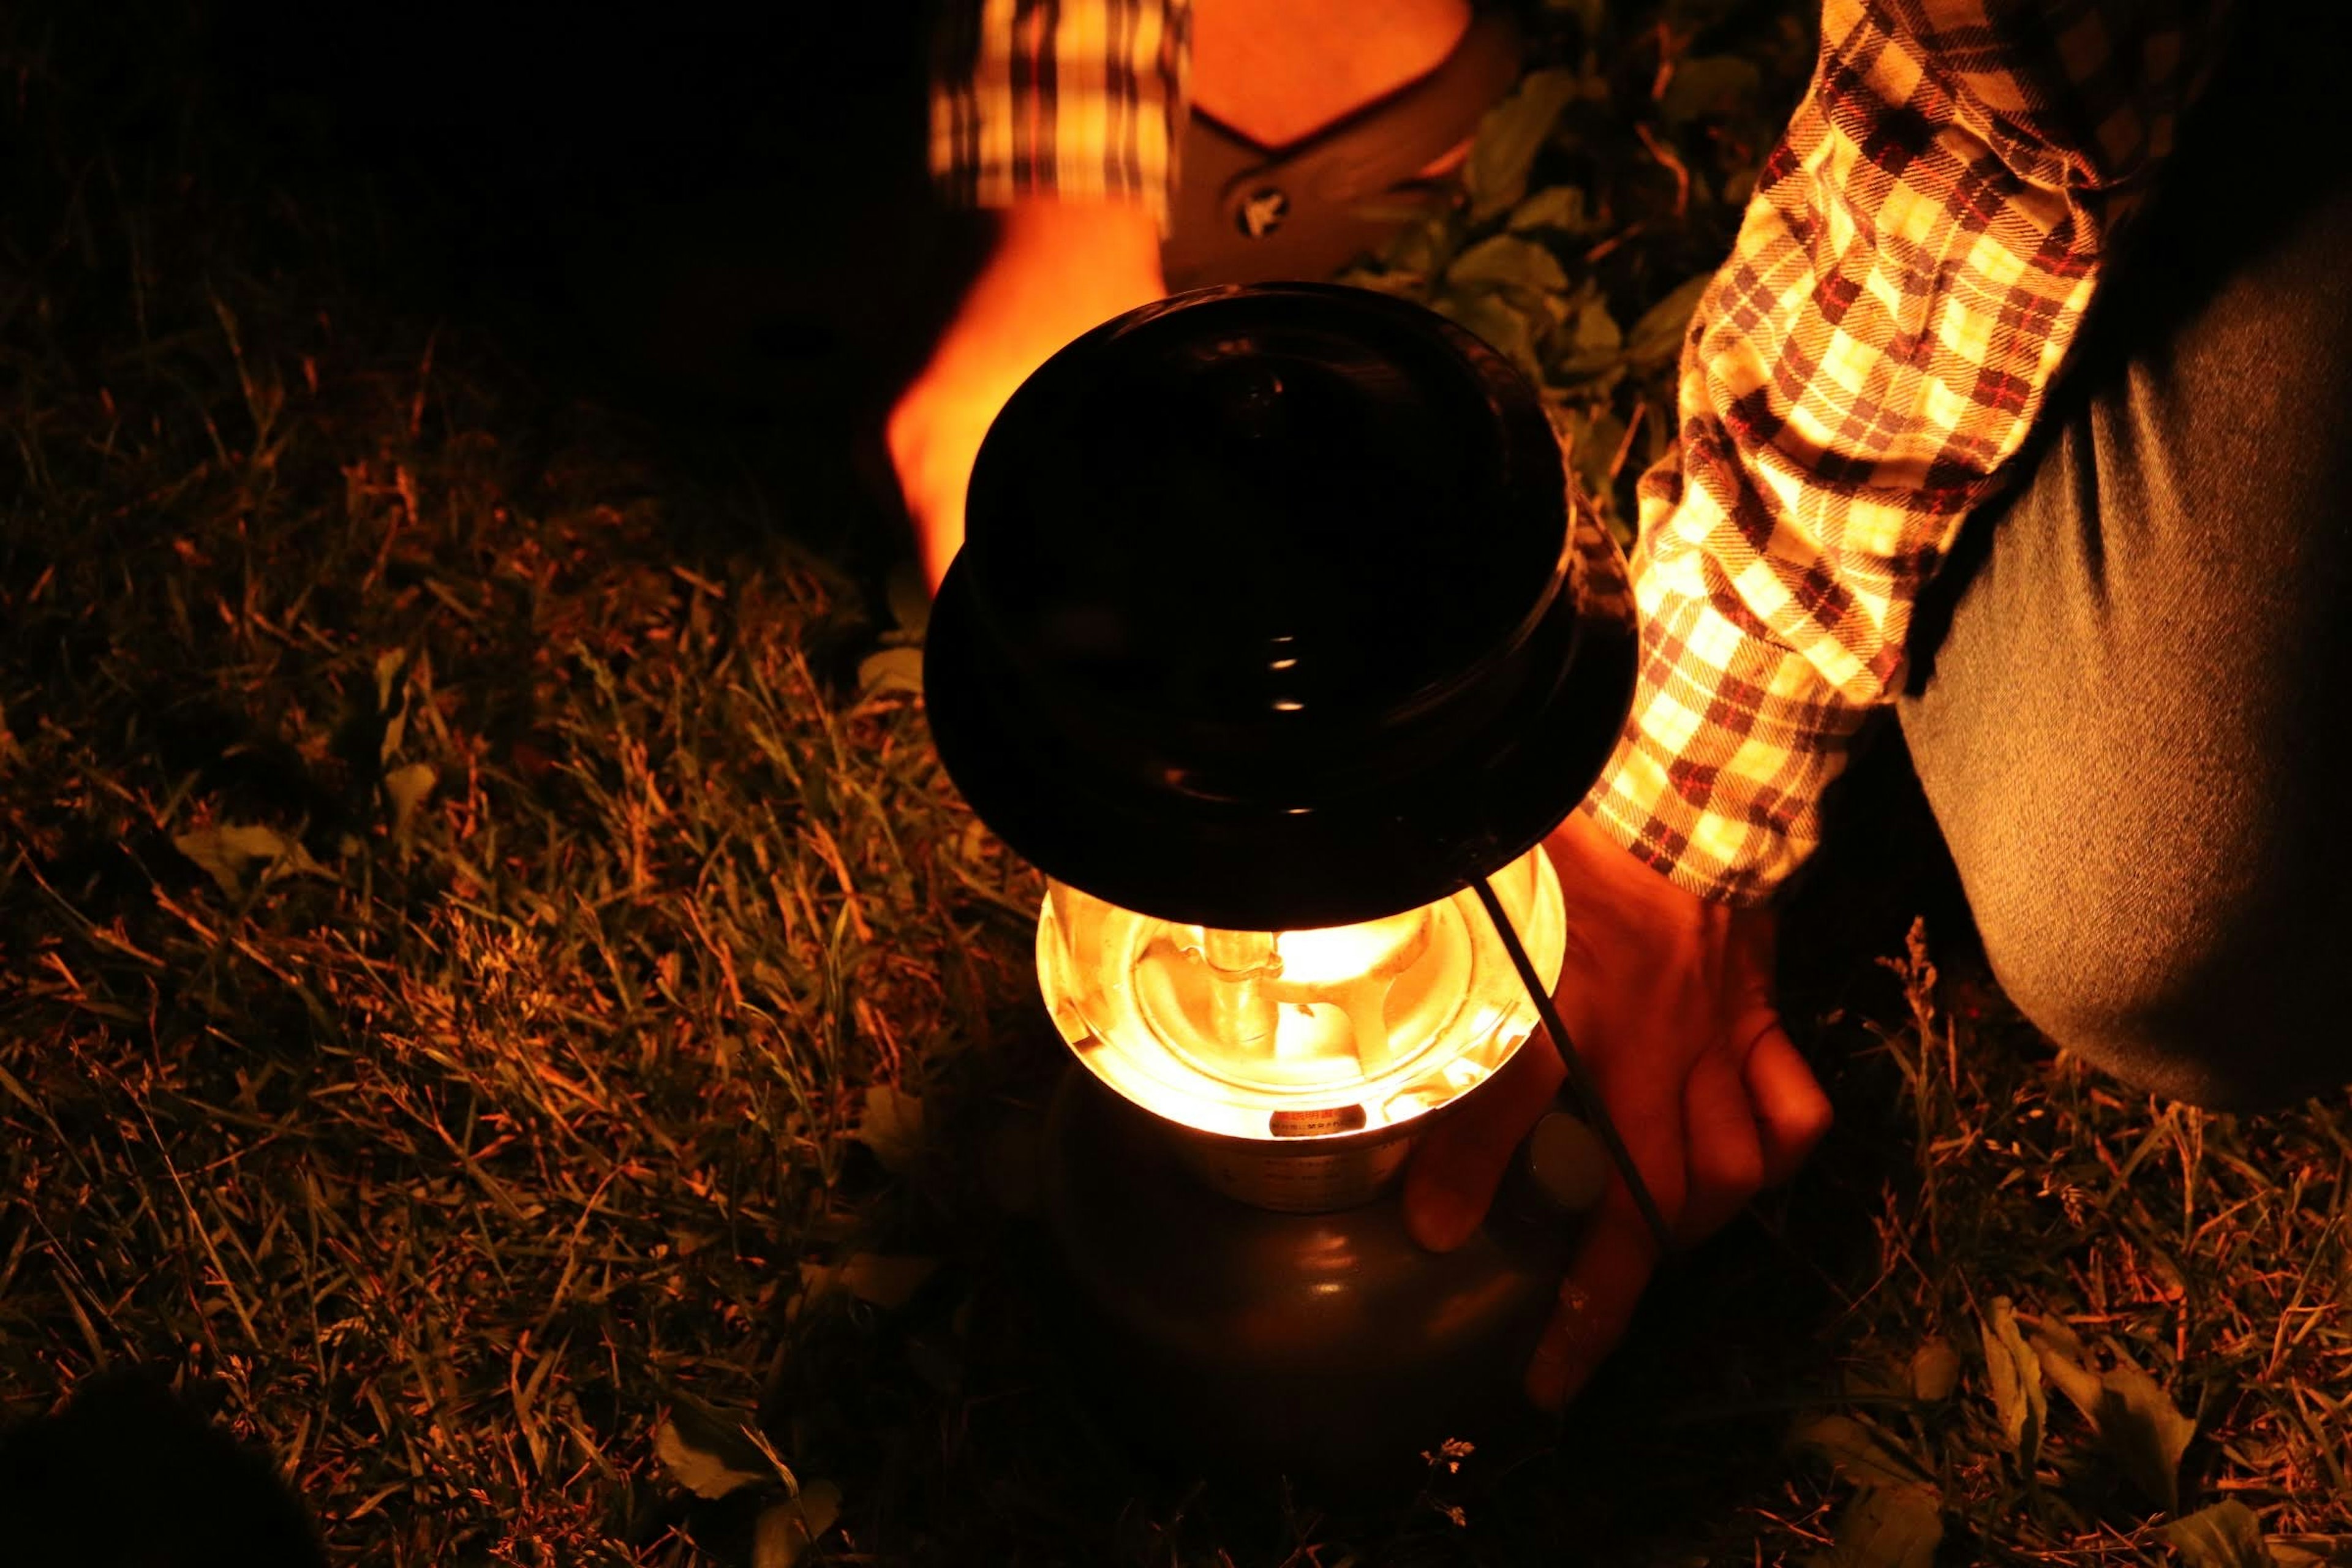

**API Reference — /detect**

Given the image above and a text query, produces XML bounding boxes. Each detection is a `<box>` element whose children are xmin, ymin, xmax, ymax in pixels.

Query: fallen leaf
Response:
<box><xmin>2032</xmin><ymin>1332</ymin><xmax>2198</xmax><ymax>1514</ymax></box>
<box><xmin>2163</xmin><ymin>1501</ymin><xmax>2274</xmax><ymax>1568</ymax></box>
<box><xmin>653</xmin><ymin>1402</ymin><xmax>790</xmax><ymax>1501</ymax></box>
<box><xmin>853</xmin><ymin>1084</ymin><xmax>923</xmax><ymax>1173</ymax></box>
<box><xmin>1467</xmin><ymin>69</ymin><xmax>1581</xmax><ymax>219</ymax></box>
<box><xmin>753</xmin><ymin>1480</ymin><xmax>843</xmax><ymax>1568</ymax></box>
<box><xmin>173</xmin><ymin>823</ymin><xmax>325</xmax><ymax>900</ymax></box>
<box><xmin>1910</xmin><ymin>1338</ymin><xmax>1961</xmax><ymax>1403</ymax></box>
<box><xmin>1980</xmin><ymin>1297</ymin><xmax>2046</xmax><ymax>1477</ymax></box>
<box><xmin>1790</xmin><ymin>1414</ymin><xmax>1929</xmax><ymax>1491</ymax></box>
<box><xmin>383</xmin><ymin>761</ymin><xmax>437</xmax><ymax>845</ymax></box>
<box><xmin>840</xmin><ymin>1253</ymin><xmax>940</xmax><ymax>1310</ymax></box>
<box><xmin>374</xmin><ymin>647</ymin><xmax>407</xmax><ymax>709</ymax></box>
<box><xmin>1804</xmin><ymin>1482</ymin><xmax>1943</xmax><ymax>1568</ymax></box>
<box><xmin>1447</xmin><ymin>234</ymin><xmax>1569</xmax><ymax>294</ymax></box>
<box><xmin>1506</xmin><ymin>184</ymin><xmax>1592</xmax><ymax>235</ymax></box>
<box><xmin>857</xmin><ymin>646</ymin><xmax>925</xmax><ymax>699</ymax></box>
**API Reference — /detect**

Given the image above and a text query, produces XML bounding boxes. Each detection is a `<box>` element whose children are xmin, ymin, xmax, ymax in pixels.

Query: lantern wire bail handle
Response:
<box><xmin>1471</xmin><ymin>875</ymin><xmax>1676</xmax><ymax>1258</ymax></box>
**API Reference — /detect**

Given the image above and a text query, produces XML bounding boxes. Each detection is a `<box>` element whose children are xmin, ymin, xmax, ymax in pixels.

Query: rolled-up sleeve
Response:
<box><xmin>1585</xmin><ymin>0</ymin><xmax>2228</xmax><ymax>903</ymax></box>
<box><xmin>932</xmin><ymin>0</ymin><xmax>1193</xmax><ymax>229</ymax></box>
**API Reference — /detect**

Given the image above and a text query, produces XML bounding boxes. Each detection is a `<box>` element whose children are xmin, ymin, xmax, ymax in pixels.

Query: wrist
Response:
<box><xmin>957</xmin><ymin>200</ymin><xmax>1166</xmax><ymax>341</ymax></box>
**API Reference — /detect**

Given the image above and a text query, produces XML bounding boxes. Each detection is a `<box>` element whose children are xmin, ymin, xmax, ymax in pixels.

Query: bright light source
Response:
<box><xmin>1037</xmin><ymin>843</ymin><xmax>1566</xmax><ymax>1146</ymax></box>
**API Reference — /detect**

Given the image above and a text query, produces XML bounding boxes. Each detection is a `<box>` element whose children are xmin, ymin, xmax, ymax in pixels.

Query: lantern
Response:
<box><xmin>924</xmin><ymin>284</ymin><xmax>1640</xmax><ymax>1481</ymax></box>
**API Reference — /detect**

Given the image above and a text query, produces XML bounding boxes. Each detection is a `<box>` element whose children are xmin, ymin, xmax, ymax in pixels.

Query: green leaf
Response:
<box><xmin>173</xmin><ymin>823</ymin><xmax>324</xmax><ymax>901</ymax></box>
<box><xmin>1551</xmin><ymin>291</ymin><xmax>1624</xmax><ymax>383</ymax></box>
<box><xmin>1660</xmin><ymin>55</ymin><xmax>1762</xmax><ymax>127</ymax></box>
<box><xmin>1374</xmin><ymin>207</ymin><xmax>1457</xmax><ymax>281</ymax></box>
<box><xmin>1980</xmin><ymin>1297</ymin><xmax>2046</xmax><ymax>1477</ymax></box>
<box><xmin>1627</xmin><ymin>273</ymin><xmax>1713</xmax><ymax>372</ymax></box>
<box><xmin>1804</xmin><ymin>1483</ymin><xmax>1943</xmax><ymax>1568</ymax></box>
<box><xmin>1910</xmin><ymin>1338</ymin><xmax>1961</xmax><ymax>1403</ymax></box>
<box><xmin>856</xmin><ymin>646</ymin><xmax>925</xmax><ymax>699</ymax></box>
<box><xmin>753</xmin><ymin>1480</ymin><xmax>843</xmax><ymax>1568</ymax></box>
<box><xmin>853</xmin><ymin>1084</ymin><xmax>924</xmax><ymax>1173</ymax></box>
<box><xmin>383</xmin><ymin>761</ymin><xmax>437</xmax><ymax>846</ymax></box>
<box><xmin>1506</xmin><ymin>184</ymin><xmax>1593</xmax><ymax>235</ymax></box>
<box><xmin>1790</xmin><ymin>1413</ymin><xmax>1930</xmax><ymax>1491</ymax></box>
<box><xmin>1434</xmin><ymin>291</ymin><xmax>1543</xmax><ymax>380</ymax></box>
<box><xmin>2033</xmin><ymin>1333</ymin><xmax>2198</xmax><ymax>1513</ymax></box>
<box><xmin>1467</xmin><ymin>69</ymin><xmax>1581</xmax><ymax>221</ymax></box>
<box><xmin>654</xmin><ymin>1403</ymin><xmax>790</xmax><ymax>1501</ymax></box>
<box><xmin>1446</xmin><ymin>235</ymin><xmax>1569</xmax><ymax>295</ymax></box>
<box><xmin>2163</xmin><ymin>1502</ymin><xmax>2274</xmax><ymax>1568</ymax></box>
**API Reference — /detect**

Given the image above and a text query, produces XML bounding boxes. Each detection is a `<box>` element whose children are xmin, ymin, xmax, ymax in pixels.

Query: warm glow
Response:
<box><xmin>1037</xmin><ymin>845</ymin><xmax>1566</xmax><ymax>1142</ymax></box>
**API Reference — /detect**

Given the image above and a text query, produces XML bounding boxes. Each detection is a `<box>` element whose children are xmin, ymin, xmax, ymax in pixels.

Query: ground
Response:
<box><xmin>1</xmin><ymin>2</ymin><xmax>2347</xmax><ymax>1564</ymax></box>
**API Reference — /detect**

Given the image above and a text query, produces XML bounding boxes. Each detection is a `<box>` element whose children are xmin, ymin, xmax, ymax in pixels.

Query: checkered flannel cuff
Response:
<box><xmin>1580</xmin><ymin>590</ymin><xmax>1872</xmax><ymax>907</ymax></box>
<box><xmin>930</xmin><ymin>0</ymin><xmax>1188</xmax><ymax>232</ymax></box>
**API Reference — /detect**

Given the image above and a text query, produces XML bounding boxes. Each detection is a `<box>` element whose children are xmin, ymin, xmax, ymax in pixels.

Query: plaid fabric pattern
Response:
<box><xmin>931</xmin><ymin>0</ymin><xmax>1192</xmax><ymax>228</ymax></box>
<box><xmin>1583</xmin><ymin>0</ymin><xmax>2228</xmax><ymax>903</ymax></box>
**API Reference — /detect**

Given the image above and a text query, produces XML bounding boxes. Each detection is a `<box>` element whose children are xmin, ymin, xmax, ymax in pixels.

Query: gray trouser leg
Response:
<box><xmin>1896</xmin><ymin>6</ymin><xmax>2352</xmax><ymax>1110</ymax></box>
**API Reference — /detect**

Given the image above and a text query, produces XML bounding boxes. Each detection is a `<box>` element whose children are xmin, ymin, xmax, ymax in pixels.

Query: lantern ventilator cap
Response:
<box><xmin>923</xmin><ymin>282</ymin><xmax>1635</xmax><ymax>932</ymax></box>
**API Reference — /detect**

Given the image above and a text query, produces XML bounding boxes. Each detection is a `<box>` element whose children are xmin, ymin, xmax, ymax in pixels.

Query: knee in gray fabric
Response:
<box><xmin>1972</xmin><ymin>873</ymin><xmax>2347</xmax><ymax>1114</ymax></box>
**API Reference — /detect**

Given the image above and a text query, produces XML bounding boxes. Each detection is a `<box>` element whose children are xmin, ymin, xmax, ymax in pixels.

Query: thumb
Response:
<box><xmin>1403</xmin><ymin>1035</ymin><xmax>1564</xmax><ymax>1252</ymax></box>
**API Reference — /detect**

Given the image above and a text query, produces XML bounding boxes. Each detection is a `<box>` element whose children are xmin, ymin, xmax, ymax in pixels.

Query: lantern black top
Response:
<box><xmin>924</xmin><ymin>282</ymin><xmax>1635</xmax><ymax>930</ymax></box>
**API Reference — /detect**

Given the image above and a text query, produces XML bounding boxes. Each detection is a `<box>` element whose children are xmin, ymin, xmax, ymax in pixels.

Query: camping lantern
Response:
<box><xmin>924</xmin><ymin>283</ymin><xmax>1643</xmax><ymax>1480</ymax></box>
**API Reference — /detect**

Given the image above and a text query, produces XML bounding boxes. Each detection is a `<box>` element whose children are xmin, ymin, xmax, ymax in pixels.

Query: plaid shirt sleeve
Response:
<box><xmin>932</xmin><ymin>0</ymin><xmax>1193</xmax><ymax>230</ymax></box>
<box><xmin>1583</xmin><ymin>0</ymin><xmax>2228</xmax><ymax>904</ymax></box>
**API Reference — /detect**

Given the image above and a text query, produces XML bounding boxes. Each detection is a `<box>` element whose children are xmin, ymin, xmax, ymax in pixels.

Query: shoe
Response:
<box><xmin>1161</xmin><ymin>6</ymin><xmax>1521</xmax><ymax>292</ymax></box>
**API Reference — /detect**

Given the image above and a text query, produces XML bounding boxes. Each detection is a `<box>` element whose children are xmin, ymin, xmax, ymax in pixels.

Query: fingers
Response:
<box><xmin>1744</xmin><ymin>1024</ymin><xmax>1833</xmax><ymax>1186</ymax></box>
<box><xmin>1526</xmin><ymin>1185</ymin><xmax>1659</xmax><ymax>1411</ymax></box>
<box><xmin>1403</xmin><ymin>1034</ymin><xmax>1565</xmax><ymax>1252</ymax></box>
<box><xmin>1675</xmin><ymin>1047</ymin><xmax>1766</xmax><ymax>1246</ymax></box>
<box><xmin>1727</xmin><ymin>910</ymin><xmax>1828</xmax><ymax>1189</ymax></box>
<box><xmin>1525</xmin><ymin>1088</ymin><xmax>1681</xmax><ymax>1409</ymax></box>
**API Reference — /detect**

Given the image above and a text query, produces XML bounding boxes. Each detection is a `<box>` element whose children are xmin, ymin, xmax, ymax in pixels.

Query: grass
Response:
<box><xmin>2</xmin><ymin>2</ymin><xmax>2348</xmax><ymax>1564</ymax></box>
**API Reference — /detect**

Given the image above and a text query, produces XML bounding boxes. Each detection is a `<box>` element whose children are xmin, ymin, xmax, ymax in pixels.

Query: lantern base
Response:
<box><xmin>1036</xmin><ymin>1067</ymin><xmax>1578</xmax><ymax>1489</ymax></box>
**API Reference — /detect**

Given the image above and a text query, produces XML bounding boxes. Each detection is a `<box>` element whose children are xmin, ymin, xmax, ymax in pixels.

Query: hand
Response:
<box><xmin>888</xmin><ymin>200</ymin><xmax>1167</xmax><ymax>590</ymax></box>
<box><xmin>1403</xmin><ymin>810</ymin><xmax>1834</xmax><ymax>1409</ymax></box>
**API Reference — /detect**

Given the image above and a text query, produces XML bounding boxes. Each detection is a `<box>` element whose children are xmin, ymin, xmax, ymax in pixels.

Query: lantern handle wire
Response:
<box><xmin>1471</xmin><ymin>873</ymin><xmax>1676</xmax><ymax>1258</ymax></box>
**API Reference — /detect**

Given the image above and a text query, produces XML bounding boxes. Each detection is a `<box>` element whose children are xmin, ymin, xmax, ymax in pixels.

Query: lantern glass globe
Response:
<box><xmin>1036</xmin><ymin>842</ymin><xmax>1566</xmax><ymax>1145</ymax></box>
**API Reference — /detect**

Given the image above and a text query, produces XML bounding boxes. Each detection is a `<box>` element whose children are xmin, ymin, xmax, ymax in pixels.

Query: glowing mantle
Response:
<box><xmin>1036</xmin><ymin>844</ymin><xmax>1566</xmax><ymax>1143</ymax></box>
